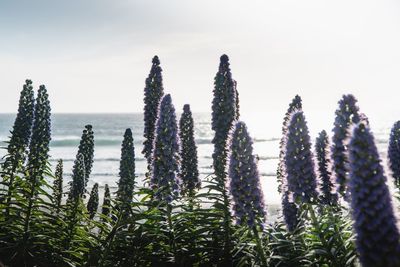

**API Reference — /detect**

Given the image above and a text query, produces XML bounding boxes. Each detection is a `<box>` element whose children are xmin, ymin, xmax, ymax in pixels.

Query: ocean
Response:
<box><xmin>0</xmin><ymin>113</ymin><xmax>394</xmax><ymax>207</ymax></box>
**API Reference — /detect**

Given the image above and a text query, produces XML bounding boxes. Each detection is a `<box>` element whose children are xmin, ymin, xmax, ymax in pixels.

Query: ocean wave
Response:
<box><xmin>259</xmin><ymin>172</ymin><xmax>276</xmax><ymax>177</ymax></box>
<box><xmin>258</xmin><ymin>156</ymin><xmax>279</xmax><ymax>160</ymax></box>
<box><xmin>254</xmin><ymin>138</ymin><xmax>280</xmax><ymax>142</ymax></box>
<box><xmin>3</xmin><ymin>135</ymin><xmax>279</xmax><ymax>148</ymax></box>
<box><xmin>49</xmin><ymin>138</ymin><xmax>212</xmax><ymax>147</ymax></box>
<box><xmin>195</xmin><ymin>138</ymin><xmax>279</xmax><ymax>145</ymax></box>
<box><xmin>203</xmin><ymin>156</ymin><xmax>277</xmax><ymax>161</ymax></box>
<box><xmin>50</xmin><ymin>157</ymin><xmax>146</xmax><ymax>162</ymax></box>
<box><xmin>375</xmin><ymin>138</ymin><xmax>388</xmax><ymax>144</ymax></box>
<box><xmin>51</xmin><ymin>139</ymin><xmax>120</xmax><ymax>147</ymax></box>
<box><xmin>196</xmin><ymin>139</ymin><xmax>212</xmax><ymax>145</ymax></box>
<box><xmin>65</xmin><ymin>171</ymin><xmax>215</xmax><ymax>178</ymax></box>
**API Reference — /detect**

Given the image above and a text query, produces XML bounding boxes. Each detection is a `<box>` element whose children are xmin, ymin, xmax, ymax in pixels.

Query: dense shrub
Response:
<box><xmin>0</xmin><ymin>63</ymin><xmax>392</xmax><ymax>267</ymax></box>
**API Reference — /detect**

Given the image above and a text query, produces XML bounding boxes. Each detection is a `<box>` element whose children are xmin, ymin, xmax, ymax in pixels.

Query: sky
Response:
<box><xmin>1</xmin><ymin>0</ymin><xmax>400</xmax><ymax>136</ymax></box>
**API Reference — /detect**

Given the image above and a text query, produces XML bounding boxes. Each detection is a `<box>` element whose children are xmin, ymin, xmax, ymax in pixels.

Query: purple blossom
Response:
<box><xmin>116</xmin><ymin>128</ymin><xmax>136</xmax><ymax>214</ymax></box>
<box><xmin>281</xmin><ymin>191</ymin><xmax>299</xmax><ymax>232</ymax></box>
<box><xmin>388</xmin><ymin>121</ymin><xmax>400</xmax><ymax>187</ymax></box>
<box><xmin>277</xmin><ymin>95</ymin><xmax>302</xmax><ymax>194</ymax></box>
<box><xmin>211</xmin><ymin>54</ymin><xmax>239</xmax><ymax>185</ymax></box>
<box><xmin>151</xmin><ymin>94</ymin><xmax>180</xmax><ymax>202</ymax></box>
<box><xmin>284</xmin><ymin>111</ymin><xmax>318</xmax><ymax>203</ymax></box>
<box><xmin>143</xmin><ymin>56</ymin><xmax>164</xmax><ymax>167</ymax></box>
<box><xmin>228</xmin><ymin>121</ymin><xmax>266</xmax><ymax>227</ymax></box>
<box><xmin>179</xmin><ymin>104</ymin><xmax>200</xmax><ymax>196</ymax></box>
<box><xmin>331</xmin><ymin>94</ymin><xmax>360</xmax><ymax>198</ymax></box>
<box><xmin>315</xmin><ymin>130</ymin><xmax>338</xmax><ymax>205</ymax></box>
<box><xmin>348</xmin><ymin>122</ymin><xmax>400</xmax><ymax>267</ymax></box>
<box><xmin>26</xmin><ymin>85</ymin><xmax>52</xmax><ymax>191</ymax></box>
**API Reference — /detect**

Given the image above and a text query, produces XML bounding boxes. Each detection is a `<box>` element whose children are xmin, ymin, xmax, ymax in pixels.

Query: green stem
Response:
<box><xmin>167</xmin><ymin>204</ymin><xmax>177</xmax><ymax>263</ymax></box>
<box><xmin>222</xmin><ymin>186</ymin><xmax>233</xmax><ymax>265</ymax></box>
<box><xmin>308</xmin><ymin>205</ymin><xmax>337</xmax><ymax>266</ymax></box>
<box><xmin>98</xmin><ymin>216</ymin><xmax>121</xmax><ymax>267</ymax></box>
<box><xmin>252</xmin><ymin>226</ymin><xmax>267</xmax><ymax>266</ymax></box>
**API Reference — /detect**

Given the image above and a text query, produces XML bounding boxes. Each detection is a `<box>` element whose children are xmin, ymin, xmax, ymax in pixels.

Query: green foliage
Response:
<box><xmin>304</xmin><ymin>205</ymin><xmax>356</xmax><ymax>267</ymax></box>
<box><xmin>62</xmin><ymin>154</ymin><xmax>93</xmax><ymax>265</ymax></box>
<box><xmin>0</xmin><ymin>74</ymin><xmax>366</xmax><ymax>267</ymax></box>
<box><xmin>0</xmin><ymin>84</ymin><xmax>70</xmax><ymax>266</ymax></box>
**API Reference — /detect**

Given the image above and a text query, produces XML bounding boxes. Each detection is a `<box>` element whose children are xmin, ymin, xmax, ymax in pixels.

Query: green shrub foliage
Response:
<box><xmin>0</xmin><ymin>62</ymin><xmax>390</xmax><ymax>267</ymax></box>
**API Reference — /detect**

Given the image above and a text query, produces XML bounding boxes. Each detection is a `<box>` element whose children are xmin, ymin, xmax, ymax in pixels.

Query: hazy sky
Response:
<box><xmin>1</xmin><ymin>0</ymin><xmax>400</xmax><ymax>135</ymax></box>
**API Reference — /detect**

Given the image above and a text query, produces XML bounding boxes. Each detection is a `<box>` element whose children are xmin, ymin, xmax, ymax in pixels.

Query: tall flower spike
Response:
<box><xmin>151</xmin><ymin>94</ymin><xmax>180</xmax><ymax>203</ymax></box>
<box><xmin>77</xmin><ymin>125</ymin><xmax>94</xmax><ymax>188</ymax></box>
<box><xmin>116</xmin><ymin>128</ymin><xmax>135</xmax><ymax>214</ymax></box>
<box><xmin>21</xmin><ymin>85</ymin><xmax>51</xmax><ymax>247</ymax></box>
<box><xmin>284</xmin><ymin>111</ymin><xmax>318</xmax><ymax>203</ymax></box>
<box><xmin>228</xmin><ymin>121</ymin><xmax>266</xmax><ymax>227</ymax></box>
<box><xmin>53</xmin><ymin>159</ymin><xmax>63</xmax><ymax>212</ymax></box>
<box><xmin>87</xmin><ymin>183</ymin><xmax>99</xmax><ymax>219</ymax></box>
<box><xmin>315</xmin><ymin>130</ymin><xmax>338</xmax><ymax>205</ymax></box>
<box><xmin>277</xmin><ymin>95</ymin><xmax>302</xmax><ymax>194</ymax></box>
<box><xmin>179</xmin><ymin>104</ymin><xmax>200</xmax><ymax>197</ymax></box>
<box><xmin>2</xmin><ymin>80</ymin><xmax>35</xmax><ymax>214</ymax></box>
<box><xmin>101</xmin><ymin>184</ymin><xmax>111</xmax><ymax>219</ymax></box>
<box><xmin>211</xmin><ymin>54</ymin><xmax>239</xmax><ymax>185</ymax></box>
<box><xmin>388</xmin><ymin>121</ymin><xmax>400</xmax><ymax>187</ymax></box>
<box><xmin>281</xmin><ymin>191</ymin><xmax>299</xmax><ymax>232</ymax></box>
<box><xmin>143</xmin><ymin>55</ymin><xmax>164</xmax><ymax>168</ymax></box>
<box><xmin>26</xmin><ymin>85</ymin><xmax>52</xmax><ymax>196</ymax></box>
<box><xmin>331</xmin><ymin>94</ymin><xmax>360</xmax><ymax>198</ymax></box>
<box><xmin>348</xmin><ymin>122</ymin><xmax>400</xmax><ymax>267</ymax></box>
<box><xmin>68</xmin><ymin>154</ymin><xmax>86</xmax><ymax>202</ymax></box>
<box><xmin>233</xmin><ymin>80</ymin><xmax>240</xmax><ymax>120</ymax></box>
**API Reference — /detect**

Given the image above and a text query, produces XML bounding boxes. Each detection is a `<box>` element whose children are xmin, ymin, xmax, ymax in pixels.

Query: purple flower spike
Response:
<box><xmin>348</xmin><ymin>122</ymin><xmax>400</xmax><ymax>267</ymax></box>
<box><xmin>331</xmin><ymin>94</ymin><xmax>360</xmax><ymax>198</ymax></box>
<box><xmin>315</xmin><ymin>130</ymin><xmax>338</xmax><ymax>205</ymax></box>
<box><xmin>179</xmin><ymin>104</ymin><xmax>200</xmax><ymax>197</ymax></box>
<box><xmin>284</xmin><ymin>111</ymin><xmax>318</xmax><ymax>203</ymax></box>
<box><xmin>281</xmin><ymin>191</ymin><xmax>299</xmax><ymax>232</ymax></box>
<box><xmin>388</xmin><ymin>121</ymin><xmax>400</xmax><ymax>187</ymax></box>
<box><xmin>211</xmin><ymin>54</ymin><xmax>239</xmax><ymax>185</ymax></box>
<box><xmin>143</xmin><ymin>56</ymin><xmax>164</xmax><ymax>167</ymax></box>
<box><xmin>151</xmin><ymin>94</ymin><xmax>181</xmax><ymax>203</ymax></box>
<box><xmin>228</xmin><ymin>121</ymin><xmax>266</xmax><ymax>227</ymax></box>
<box><xmin>277</xmin><ymin>95</ymin><xmax>302</xmax><ymax>194</ymax></box>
